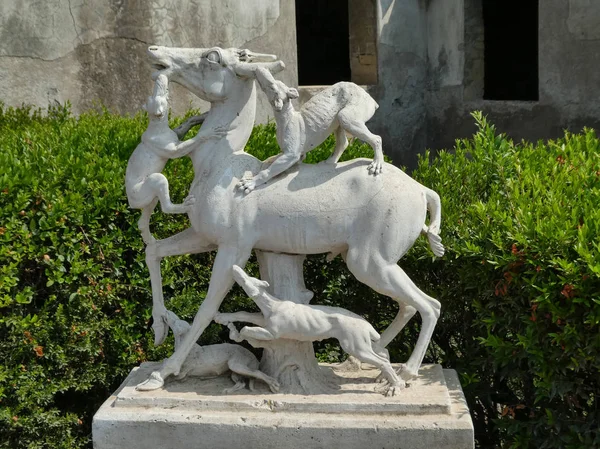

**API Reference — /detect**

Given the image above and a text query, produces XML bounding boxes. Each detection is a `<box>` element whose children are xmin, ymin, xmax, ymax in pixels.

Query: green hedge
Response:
<box><xmin>1</xmin><ymin>105</ymin><xmax>598</xmax><ymax>448</ymax></box>
<box><xmin>407</xmin><ymin>112</ymin><xmax>600</xmax><ymax>448</ymax></box>
<box><xmin>0</xmin><ymin>103</ymin><xmax>384</xmax><ymax>448</ymax></box>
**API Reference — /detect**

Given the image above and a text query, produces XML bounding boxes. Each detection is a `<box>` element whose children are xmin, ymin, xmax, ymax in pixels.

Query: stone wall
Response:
<box><xmin>368</xmin><ymin>0</ymin><xmax>429</xmax><ymax>168</ymax></box>
<box><xmin>427</xmin><ymin>0</ymin><xmax>600</xmax><ymax>159</ymax></box>
<box><xmin>2</xmin><ymin>0</ymin><xmax>599</xmax><ymax>167</ymax></box>
<box><xmin>0</xmin><ymin>0</ymin><xmax>298</xmax><ymax>123</ymax></box>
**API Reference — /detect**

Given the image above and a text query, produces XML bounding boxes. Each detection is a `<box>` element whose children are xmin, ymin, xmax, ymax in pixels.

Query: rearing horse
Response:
<box><xmin>137</xmin><ymin>45</ymin><xmax>444</xmax><ymax>392</ymax></box>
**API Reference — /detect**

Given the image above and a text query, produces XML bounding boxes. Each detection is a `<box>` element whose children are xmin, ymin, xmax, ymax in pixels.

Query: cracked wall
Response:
<box><xmin>370</xmin><ymin>0</ymin><xmax>600</xmax><ymax>166</ymax></box>
<box><xmin>2</xmin><ymin>0</ymin><xmax>599</xmax><ymax>167</ymax></box>
<box><xmin>0</xmin><ymin>0</ymin><xmax>297</xmax><ymax>121</ymax></box>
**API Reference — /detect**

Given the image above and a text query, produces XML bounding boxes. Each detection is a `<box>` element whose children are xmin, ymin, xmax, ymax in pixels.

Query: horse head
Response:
<box><xmin>147</xmin><ymin>45</ymin><xmax>284</xmax><ymax>103</ymax></box>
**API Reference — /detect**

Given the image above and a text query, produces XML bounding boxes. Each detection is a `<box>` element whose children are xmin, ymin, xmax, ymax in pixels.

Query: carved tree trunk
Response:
<box><xmin>252</xmin><ymin>251</ymin><xmax>337</xmax><ymax>394</ymax></box>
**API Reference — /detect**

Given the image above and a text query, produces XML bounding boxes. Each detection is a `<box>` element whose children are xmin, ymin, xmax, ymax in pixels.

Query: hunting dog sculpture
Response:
<box><xmin>215</xmin><ymin>266</ymin><xmax>403</xmax><ymax>395</ymax></box>
<box><xmin>159</xmin><ymin>310</ymin><xmax>279</xmax><ymax>393</ymax></box>
<box><xmin>237</xmin><ymin>67</ymin><xmax>384</xmax><ymax>194</ymax></box>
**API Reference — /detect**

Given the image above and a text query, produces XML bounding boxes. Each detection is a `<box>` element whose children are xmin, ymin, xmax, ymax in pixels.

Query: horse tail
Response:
<box><xmin>422</xmin><ymin>188</ymin><xmax>445</xmax><ymax>257</ymax></box>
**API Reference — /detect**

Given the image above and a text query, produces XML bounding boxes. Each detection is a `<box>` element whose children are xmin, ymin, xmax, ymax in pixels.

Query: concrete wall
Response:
<box><xmin>2</xmin><ymin>0</ymin><xmax>599</xmax><ymax>167</ymax></box>
<box><xmin>427</xmin><ymin>0</ymin><xmax>600</xmax><ymax>159</ymax></box>
<box><xmin>367</xmin><ymin>0</ymin><xmax>429</xmax><ymax>168</ymax></box>
<box><xmin>0</xmin><ymin>0</ymin><xmax>298</xmax><ymax>123</ymax></box>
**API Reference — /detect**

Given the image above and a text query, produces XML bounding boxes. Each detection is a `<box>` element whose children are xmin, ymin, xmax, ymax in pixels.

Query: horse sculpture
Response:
<box><xmin>137</xmin><ymin>45</ymin><xmax>444</xmax><ymax>391</ymax></box>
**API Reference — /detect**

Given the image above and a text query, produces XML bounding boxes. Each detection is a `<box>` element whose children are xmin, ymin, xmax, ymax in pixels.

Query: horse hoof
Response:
<box><xmin>136</xmin><ymin>371</ymin><xmax>164</xmax><ymax>391</ymax></box>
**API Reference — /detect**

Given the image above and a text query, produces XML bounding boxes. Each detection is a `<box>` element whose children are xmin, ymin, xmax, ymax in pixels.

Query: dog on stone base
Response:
<box><xmin>215</xmin><ymin>266</ymin><xmax>406</xmax><ymax>396</ymax></box>
<box><xmin>155</xmin><ymin>310</ymin><xmax>280</xmax><ymax>394</ymax></box>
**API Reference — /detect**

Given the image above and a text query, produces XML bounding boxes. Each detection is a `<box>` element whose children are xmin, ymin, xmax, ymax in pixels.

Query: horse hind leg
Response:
<box><xmin>378</xmin><ymin>303</ymin><xmax>417</xmax><ymax>348</ymax></box>
<box><xmin>345</xmin><ymin>250</ymin><xmax>439</xmax><ymax>381</ymax></box>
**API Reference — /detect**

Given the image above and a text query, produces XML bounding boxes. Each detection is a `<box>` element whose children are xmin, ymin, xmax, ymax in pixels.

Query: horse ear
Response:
<box><xmin>287</xmin><ymin>88</ymin><xmax>299</xmax><ymax>99</ymax></box>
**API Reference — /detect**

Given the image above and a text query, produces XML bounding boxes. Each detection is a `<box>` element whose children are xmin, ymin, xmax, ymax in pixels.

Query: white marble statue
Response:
<box><xmin>125</xmin><ymin>74</ymin><xmax>225</xmax><ymax>245</ymax></box>
<box><xmin>215</xmin><ymin>266</ymin><xmax>403</xmax><ymax>395</ymax></box>
<box><xmin>237</xmin><ymin>67</ymin><xmax>384</xmax><ymax>194</ymax></box>
<box><xmin>140</xmin><ymin>310</ymin><xmax>280</xmax><ymax>393</ymax></box>
<box><xmin>136</xmin><ymin>45</ymin><xmax>444</xmax><ymax>392</ymax></box>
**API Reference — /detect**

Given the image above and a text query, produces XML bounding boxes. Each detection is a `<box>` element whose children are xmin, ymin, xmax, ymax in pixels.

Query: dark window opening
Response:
<box><xmin>295</xmin><ymin>0</ymin><xmax>351</xmax><ymax>85</ymax></box>
<box><xmin>483</xmin><ymin>0</ymin><xmax>539</xmax><ymax>101</ymax></box>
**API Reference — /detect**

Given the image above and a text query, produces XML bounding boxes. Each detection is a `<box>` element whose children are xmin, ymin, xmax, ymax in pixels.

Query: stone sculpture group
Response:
<box><xmin>125</xmin><ymin>45</ymin><xmax>445</xmax><ymax>397</ymax></box>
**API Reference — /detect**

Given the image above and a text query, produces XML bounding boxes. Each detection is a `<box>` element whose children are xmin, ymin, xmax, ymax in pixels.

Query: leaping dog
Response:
<box><xmin>215</xmin><ymin>266</ymin><xmax>405</xmax><ymax>396</ymax></box>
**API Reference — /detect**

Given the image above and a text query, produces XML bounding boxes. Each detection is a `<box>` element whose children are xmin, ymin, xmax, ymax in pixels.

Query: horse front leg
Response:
<box><xmin>145</xmin><ymin>227</ymin><xmax>217</xmax><ymax>346</ymax></box>
<box><xmin>137</xmin><ymin>244</ymin><xmax>252</xmax><ymax>390</ymax></box>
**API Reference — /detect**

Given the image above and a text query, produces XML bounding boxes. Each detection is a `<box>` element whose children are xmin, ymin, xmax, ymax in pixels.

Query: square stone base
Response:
<box><xmin>93</xmin><ymin>363</ymin><xmax>474</xmax><ymax>449</ymax></box>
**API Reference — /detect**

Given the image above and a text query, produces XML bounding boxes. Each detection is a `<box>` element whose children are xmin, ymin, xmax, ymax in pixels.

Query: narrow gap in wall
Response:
<box><xmin>295</xmin><ymin>0</ymin><xmax>351</xmax><ymax>85</ymax></box>
<box><xmin>483</xmin><ymin>0</ymin><xmax>539</xmax><ymax>101</ymax></box>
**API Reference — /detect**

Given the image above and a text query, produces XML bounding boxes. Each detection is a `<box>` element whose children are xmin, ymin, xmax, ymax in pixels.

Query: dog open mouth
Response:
<box><xmin>149</xmin><ymin>61</ymin><xmax>171</xmax><ymax>80</ymax></box>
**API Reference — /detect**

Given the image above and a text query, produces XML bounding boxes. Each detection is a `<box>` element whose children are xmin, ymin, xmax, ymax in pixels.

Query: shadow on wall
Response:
<box><xmin>365</xmin><ymin>0</ymin><xmax>428</xmax><ymax>170</ymax></box>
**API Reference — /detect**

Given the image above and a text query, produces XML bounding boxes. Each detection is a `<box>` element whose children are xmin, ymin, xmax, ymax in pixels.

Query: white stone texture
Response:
<box><xmin>216</xmin><ymin>265</ymin><xmax>404</xmax><ymax>396</ymax></box>
<box><xmin>238</xmin><ymin>69</ymin><xmax>383</xmax><ymax>194</ymax></box>
<box><xmin>137</xmin><ymin>45</ymin><xmax>445</xmax><ymax>392</ymax></box>
<box><xmin>93</xmin><ymin>363</ymin><xmax>474</xmax><ymax>449</ymax></box>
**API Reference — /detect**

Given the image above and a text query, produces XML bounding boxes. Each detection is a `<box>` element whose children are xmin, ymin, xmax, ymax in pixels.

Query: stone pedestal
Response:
<box><xmin>93</xmin><ymin>363</ymin><xmax>474</xmax><ymax>449</ymax></box>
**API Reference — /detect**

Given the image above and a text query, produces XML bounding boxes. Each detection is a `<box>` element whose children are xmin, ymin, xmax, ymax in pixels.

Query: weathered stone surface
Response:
<box><xmin>0</xmin><ymin>0</ymin><xmax>297</xmax><ymax>121</ymax></box>
<box><xmin>3</xmin><ymin>0</ymin><xmax>600</xmax><ymax>166</ymax></box>
<box><xmin>427</xmin><ymin>0</ymin><xmax>600</xmax><ymax>157</ymax></box>
<box><xmin>567</xmin><ymin>0</ymin><xmax>600</xmax><ymax>40</ymax></box>
<box><xmin>93</xmin><ymin>364</ymin><xmax>474</xmax><ymax>449</ymax></box>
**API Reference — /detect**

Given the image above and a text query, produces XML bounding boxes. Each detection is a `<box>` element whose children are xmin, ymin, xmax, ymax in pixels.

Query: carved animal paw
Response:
<box><xmin>375</xmin><ymin>372</ymin><xmax>387</xmax><ymax>383</ymax></box>
<box><xmin>368</xmin><ymin>159</ymin><xmax>384</xmax><ymax>176</ymax></box>
<box><xmin>237</xmin><ymin>178</ymin><xmax>257</xmax><ymax>195</ymax></box>
<box><xmin>183</xmin><ymin>195</ymin><xmax>196</xmax><ymax>208</ymax></box>
<box><xmin>210</xmin><ymin>126</ymin><xmax>229</xmax><ymax>139</ymax></box>
<box><xmin>237</xmin><ymin>49</ymin><xmax>252</xmax><ymax>62</ymax></box>
<box><xmin>223</xmin><ymin>381</ymin><xmax>246</xmax><ymax>394</ymax></box>
<box><xmin>268</xmin><ymin>380</ymin><xmax>281</xmax><ymax>393</ymax></box>
<box><xmin>384</xmin><ymin>380</ymin><xmax>406</xmax><ymax>397</ymax></box>
<box><xmin>227</xmin><ymin>323</ymin><xmax>243</xmax><ymax>342</ymax></box>
<box><xmin>374</xmin><ymin>377</ymin><xmax>406</xmax><ymax>396</ymax></box>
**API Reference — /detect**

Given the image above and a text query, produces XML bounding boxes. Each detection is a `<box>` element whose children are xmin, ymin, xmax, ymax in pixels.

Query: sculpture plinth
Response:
<box><xmin>93</xmin><ymin>364</ymin><xmax>474</xmax><ymax>449</ymax></box>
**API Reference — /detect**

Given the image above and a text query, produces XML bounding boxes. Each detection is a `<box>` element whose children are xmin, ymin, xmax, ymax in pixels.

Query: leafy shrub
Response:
<box><xmin>0</xmin><ymin>103</ymin><xmax>382</xmax><ymax>448</ymax></box>
<box><xmin>406</xmin><ymin>112</ymin><xmax>600</xmax><ymax>448</ymax></box>
<box><xmin>2</xmin><ymin>103</ymin><xmax>598</xmax><ymax>449</ymax></box>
